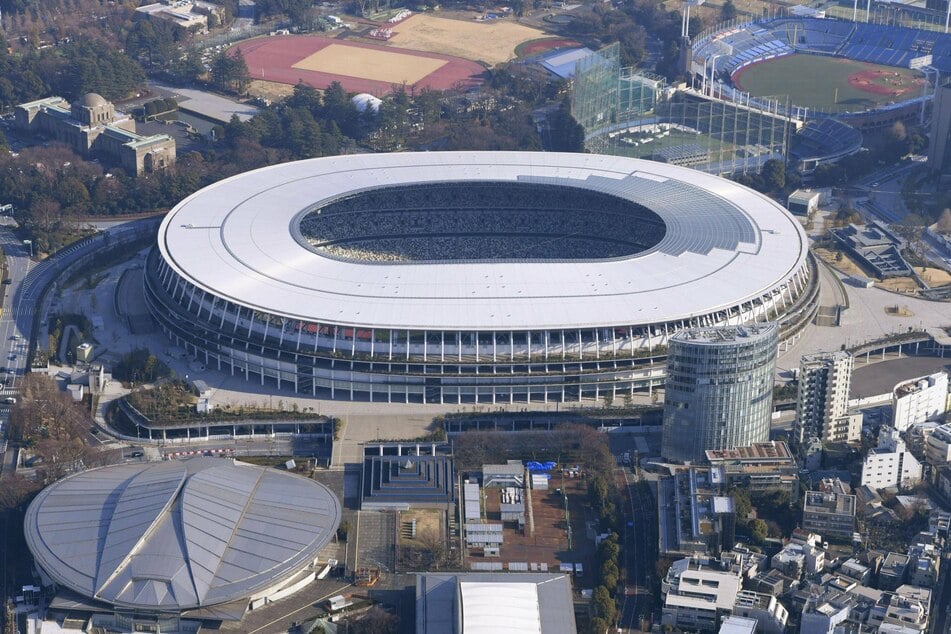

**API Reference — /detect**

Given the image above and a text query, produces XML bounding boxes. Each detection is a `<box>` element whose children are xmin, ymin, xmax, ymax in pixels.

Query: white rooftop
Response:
<box><xmin>24</xmin><ymin>459</ymin><xmax>341</xmax><ymax>611</ymax></box>
<box><xmin>159</xmin><ymin>152</ymin><xmax>807</xmax><ymax>331</ymax></box>
<box><xmin>460</xmin><ymin>581</ymin><xmax>541</xmax><ymax>634</ymax></box>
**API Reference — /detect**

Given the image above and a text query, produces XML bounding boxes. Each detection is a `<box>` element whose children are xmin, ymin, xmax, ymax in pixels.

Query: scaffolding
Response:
<box><xmin>570</xmin><ymin>43</ymin><xmax>621</xmax><ymax>154</ymax></box>
<box><xmin>571</xmin><ymin>44</ymin><xmax>793</xmax><ymax>174</ymax></box>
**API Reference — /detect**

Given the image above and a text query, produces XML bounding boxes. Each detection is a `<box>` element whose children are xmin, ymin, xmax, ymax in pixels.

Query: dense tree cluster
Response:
<box><xmin>112</xmin><ymin>347</ymin><xmax>173</xmax><ymax>383</ymax></box>
<box><xmin>0</xmin><ymin>35</ymin><xmax>145</xmax><ymax>108</ymax></box>
<box><xmin>565</xmin><ymin>0</ymin><xmax>700</xmax><ymax>77</ymax></box>
<box><xmin>8</xmin><ymin>374</ymin><xmax>117</xmax><ymax>483</ymax></box>
<box><xmin>210</xmin><ymin>49</ymin><xmax>251</xmax><ymax>95</ymax></box>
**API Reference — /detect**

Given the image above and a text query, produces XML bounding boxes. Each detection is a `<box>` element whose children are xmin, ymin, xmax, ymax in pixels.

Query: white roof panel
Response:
<box><xmin>24</xmin><ymin>458</ymin><xmax>341</xmax><ymax>611</ymax></box>
<box><xmin>460</xmin><ymin>582</ymin><xmax>542</xmax><ymax>634</ymax></box>
<box><xmin>158</xmin><ymin>152</ymin><xmax>808</xmax><ymax>331</ymax></box>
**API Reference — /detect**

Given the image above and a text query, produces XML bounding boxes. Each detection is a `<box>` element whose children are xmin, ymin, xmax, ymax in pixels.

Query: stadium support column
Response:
<box><xmin>866</xmin><ymin>0</ymin><xmax>871</xmax><ymax>22</ymax></box>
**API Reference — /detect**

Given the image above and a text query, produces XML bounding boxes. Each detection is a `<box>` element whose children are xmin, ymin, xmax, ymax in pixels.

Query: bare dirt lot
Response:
<box><xmin>387</xmin><ymin>14</ymin><xmax>547</xmax><ymax>65</ymax></box>
<box><xmin>468</xmin><ymin>475</ymin><xmax>595</xmax><ymax>587</ymax></box>
<box><xmin>246</xmin><ymin>80</ymin><xmax>295</xmax><ymax>101</ymax></box>
<box><xmin>293</xmin><ymin>43</ymin><xmax>447</xmax><ymax>83</ymax></box>
<box><xmin>921</xmin><ymin>267</ymin><xmax>951</xmax><ymax>286</ymax></box>
<box><xmin>814</xmin><ymin>247</ymin><xmax>866</xmax><ymax>277</ymax></box>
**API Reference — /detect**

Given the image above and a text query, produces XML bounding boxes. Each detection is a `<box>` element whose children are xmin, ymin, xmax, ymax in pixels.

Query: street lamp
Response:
<box><xmin>23</xmin><ymin>239</ymin><xmax>32</xmax><ymax>257</ymax></box>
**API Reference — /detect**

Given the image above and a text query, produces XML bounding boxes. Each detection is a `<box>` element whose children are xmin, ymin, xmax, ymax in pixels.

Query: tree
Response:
<box><xmin>761</xmin><ymin>158</ymin><xmax>786</xmax><ymax>192</ymax></box>
<box><xmin>592</xmin><ymin>585</ymin><xmax>616</xmax><ymax>623</ymax></box>
<box><xmin>731</xmin><ymin>488</ymin><xmax>752</xmax><ymax>520</ymax></box>
<box><xmin>720</xmin><ymin>0</ymin><xmax>737</xmax><ymax>21</ymax></box>
<box><xmin>210</xmin><ymin>49</ymin><xmax>250</xmax><ymax>95</ymax></box>
<box><xmin>751</xmin><ymin>518</ymin><xmax>768</xmax><ymax>544</ymax></box>
<box><xmin>549</xmin><ymin>98</ymin><xmax>585</xmax><ymax>152</ymax></box>
<box><xmin>351</xmin><ymin>606</ymin><xmax>398</xmax><ymax>634</ymax></box>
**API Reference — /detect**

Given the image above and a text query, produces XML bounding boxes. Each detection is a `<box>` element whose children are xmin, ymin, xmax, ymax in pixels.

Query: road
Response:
<box><xmin>618</xmin><ymin>466</ymin><xmax>658</xmax><ymax>632</ymax></box>
<box><xmin>0</xmin><ymin>228</ymin><xmax>36</xmax><ymax>388</ymax></box>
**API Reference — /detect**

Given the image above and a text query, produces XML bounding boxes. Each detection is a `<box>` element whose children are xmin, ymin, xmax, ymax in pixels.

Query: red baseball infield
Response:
<box><xmin>234</xmin><ymin>35</ymin><xmax>486</xmax><ymax>95</ymax></box>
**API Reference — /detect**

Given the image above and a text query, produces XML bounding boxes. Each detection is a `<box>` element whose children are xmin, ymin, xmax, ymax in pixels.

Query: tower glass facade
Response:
<box><xmin>662</xmin><ymin>323</ymin><xmax>779</xmax><ymax>463</ymax></box>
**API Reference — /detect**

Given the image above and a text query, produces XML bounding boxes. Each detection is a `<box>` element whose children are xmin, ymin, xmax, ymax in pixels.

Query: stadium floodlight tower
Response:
<box><xmin>703</xmin><ymin>40</ymin><xmax>733</xmax><ymax>97</ymax></box>
<box><xmin>681</xmin><ymin>0</ymin><xmax>704</xmax><ymax>38</ymax></box>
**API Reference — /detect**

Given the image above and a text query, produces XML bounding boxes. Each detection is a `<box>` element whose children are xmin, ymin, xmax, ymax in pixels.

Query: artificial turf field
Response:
<box><xmin>732</xmin><ymin>53</ymin><xmax>924</xmax><ymax>112</ymax></box>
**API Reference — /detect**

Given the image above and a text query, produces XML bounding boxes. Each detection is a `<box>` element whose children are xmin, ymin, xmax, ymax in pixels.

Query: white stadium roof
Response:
<box><xmin>158</xmin><ymin>152</ymin><xmax>808</xmax><ymax>331</ymax></box>
<box><xmin>24</xmin><ymin>459</ymin><xmax>341</xmax><ymax>611</ymax></box>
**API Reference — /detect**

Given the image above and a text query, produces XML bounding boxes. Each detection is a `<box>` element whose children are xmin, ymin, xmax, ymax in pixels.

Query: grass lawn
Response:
<box><xmin>732</xmin><ymin>54</ymin><xmax>924</xmax><ymax>113</ymax></box>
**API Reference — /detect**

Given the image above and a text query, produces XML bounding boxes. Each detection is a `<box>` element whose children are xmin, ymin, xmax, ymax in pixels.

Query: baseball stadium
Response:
<box><xmin>144</xmin><ymin>152</ymin><xmax>816</xmax><ymax>404</ymax></box>
<box><xmin>693</xmin><ymin>17</ymin><xmax>951</xmax><ymax>121</ymax></box>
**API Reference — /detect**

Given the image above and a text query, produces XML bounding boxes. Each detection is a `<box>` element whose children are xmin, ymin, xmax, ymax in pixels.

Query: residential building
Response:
<box><xmin>925</xmin><ymin>422</ymin><xmax>951</xmax><ymax>465</ymax></box>
<box><xmin>936</xmin><ymin>465</ymin><xmax>951</xmax><ymax>502</ymax></box>
<box><xmin>838</xmin><ymin>558</ymin><xmax>871</xmax><ymax>585</ymax></box>
<box><xmin>906</xmin><ymin>542</ymin><xmax>939</xmax><ymax>588</ymax></box>
<box><xmin>797</xmin><ymin>352</ymin><xmax>857</xmax><ymax>445</ymax></box>
<box><xmin>14</xmin><ymin>93</ymin><xmax>175</xmax><ymax>176</ymax></box>
<box><xmin>892</xmin><ymin>372</ymin><xmax>948</xmax><ymax>432</ymax></box>
<box><xmin>733</xmin><ymin>591</ymin><xmax>788</xmax><ymax>634</ymax></box>
<box><xmin>704</xmin><ymin>441</ymin><xmax>800</xmax><ymax>498</ymax></box>
<box><xmin>928</xmin><ymin>80</ymin><xmax>951</xmax><ymax>174</ymax></box>
<box><xmin>662</xmin><ymin>324</ymin><xmax>779</xmax><ymax>463</ymax></box>
<box><xmin>719</xmin><ymin>616</ymin><xmax>758</xmax><ymax>634</ymax></box>
<box><xmin>867</xmin><ymin>586</ymin><xmax>931</xmax><ymax>632</ymax></box>
<box><xmin>771</xmin><ymin>540</ymin><xmax>825</xmax><ymax>578</ymax></box>
<box><xmin>802</xmin><ymin>490</ymin><xmax>856</xmax><ymax>540</ymax></box>
<box><xmin>662</xmin><ymin>556</ymin><xmax>742</xmax><ymax>632</ymax></box>
<box><xmin>861</xmin><ymin>428</ymin><xmax>922</xmax><ymax>491</ymax></box>
<box><xmin>878</xmin><ymin>553</ymin><xmax>909</xmax><ymax>591</ymax></box>
<box><xmin>799</xmin><ymin>588</ymin><xmax>852</xmax><ymax>634</ymax></box>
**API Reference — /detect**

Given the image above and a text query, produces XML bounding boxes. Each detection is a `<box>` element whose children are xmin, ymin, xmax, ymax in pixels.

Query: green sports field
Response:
<box><xmin>732</xmin><ymin>54</ymin><xmax>925</xmax><ymax>113</ymax></box>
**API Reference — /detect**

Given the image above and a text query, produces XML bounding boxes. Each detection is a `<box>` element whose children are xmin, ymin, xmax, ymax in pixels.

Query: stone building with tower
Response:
<box><xmin>14</xmin><ymin>93</ymin><xmax>176</xmax><ymax>176</ymax></box>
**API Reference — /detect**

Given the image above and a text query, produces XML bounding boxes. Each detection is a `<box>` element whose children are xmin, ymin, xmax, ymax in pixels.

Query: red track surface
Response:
<box><xmin>235</xmin><ymin>35</ymin><xmax>485</xmax><ymax>95</ymax></box>
<box><xmin>518</xmin><ymin>37</ymin><xmax>582</xmax><ymax>56</ymax></box>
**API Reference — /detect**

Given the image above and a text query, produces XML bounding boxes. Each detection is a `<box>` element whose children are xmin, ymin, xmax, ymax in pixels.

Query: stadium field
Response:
<box><xmin>732</xmin><ymin>54</ymin><xmax>925</xmax><ymax>112</ymax></box>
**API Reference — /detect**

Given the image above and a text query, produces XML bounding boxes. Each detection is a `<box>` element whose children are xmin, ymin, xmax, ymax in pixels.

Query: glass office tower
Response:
<box><xmin>662</xmin><ymin>323</ymin><xmax>779</xmax><ymax>463</ymax></box>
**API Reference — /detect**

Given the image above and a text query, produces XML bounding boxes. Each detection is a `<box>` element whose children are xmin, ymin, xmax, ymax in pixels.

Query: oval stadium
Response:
<box><xmin>24</xmin><ymin>458</ymin><xmax>341</xmax><ymax>630</ymax></box>
<box><xmin>145</xmin><ymin>152</ymin><xmax>816</xmax><ymax>404</ymax></box>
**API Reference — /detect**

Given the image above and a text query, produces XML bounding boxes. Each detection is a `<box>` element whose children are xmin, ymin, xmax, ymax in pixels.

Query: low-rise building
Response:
<box><xmin>134</xmin><ymin>0</ymin><xmax>220</xmax><ymax>30</ymax></box>
<box><xmin>662</xmin><ymin>556</ymin><xmax>742</xmax><ymax>632</ymax></box>
<box><xmin>720</xmin><ymin>615</ymin><xmax>758</xmax><ymax>634</ymax></box>
<box><xmin>733</xmin><ymin>591</ymin><xmax>788</xmax><ymax>634</ymax></box>
<box><xmin>14</xmin><ymin>93</ymin><xmax>175</xmax><ymax>176</ymax></box>
<box><xmin>879</xmin><ymin>553</ymin><xmax>910</xmax><ymax>591</ymax></box>
<box><xmin>867</xmin><ymin>586</ymin><xmax>931</xmax><ymax>632</ymax></box>
<box><xmin>802</xmin><ymin>490</ymin><xmax>856</xmax><ymax>540</ymax></box>
<box><xmin>831</xmin><ymin>221</ymin><xmax>913</xmax><ymax>279</ymax></box>
<box><xmin>906</xmin><ymin>543</ymin><xmax>939</xmax><ymax>588</ymax></box>
<box><xmin>861</xmin><ymin>428</ymin><xmax>923</xmax><ymax>491</ymax></box>
<box><xmin>800</xmin><ymin>588</ymin><xmax>853</xmax><ymax>634</ymax></box>
<box><xmin>771</xmin><ymin>540</ymin><xmax>825</xmax><ymax>578</ymax></box>
<box><xmin>787</xmin><ymin>189</ymin><xmax>821</xmax><ymax>216</ymax></box>
<box><xmin>892</xmin><ymin>372</ymin><xmax>948</xmax><ymax>432</ymax></box>
<box><xmin>658</xmin><ymin>466</ymin><xmax>736</xmax><ymax>556</ymax></box>
<box><xmin>704</xmin><ymin>441</ymin><xmax>800</xmax><ymax>498</ymax></box>
<box><xmin>838</xmin><ymin>558</ymin><xmax>871</xmax><ymax>585</ymax></box>
<box><xmin>925</xmin><ymin>422</ymin><xmax>951</xmax><ymax>465</ymax></box>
